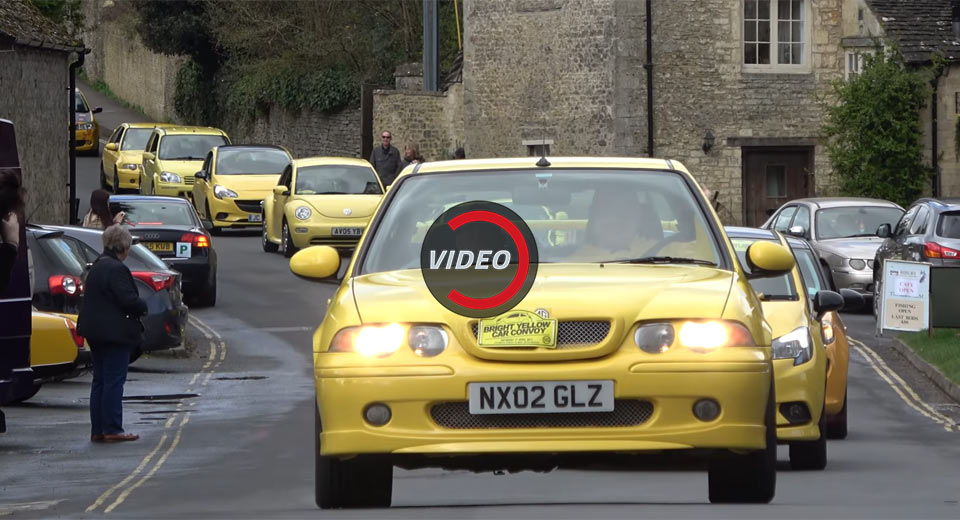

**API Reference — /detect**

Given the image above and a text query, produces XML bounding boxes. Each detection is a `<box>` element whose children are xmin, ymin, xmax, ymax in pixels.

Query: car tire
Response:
<box><xmin>196</xmin><ymin>271</ymin><xmax>217</xmax><ymax>308</ymax></box>
<box><xmin>206</xmin><ymin>203</ymin><xmax>223</xmax><ymax>236</ymax></box>
<box><xmin>789</xmin><ymin>403</ymin><xmax>827</xmax><ymax>470</ymax></box>
<box><xmin>129</xmin><ymin>347</ymin><xmax>143</xmax><ymax>364</ymax></box>
<box><xmin>827</xmin><ymin>387</ymin><xmax>848</xmax><ymax>440</ymax></box>
<box><xmin>10</xmin><ymin>383</ymin><xmax>41</xmax><ymax>404</ymax></box>
<box><xmin>315</xmin><ymin>406</ymin><xmax>392</xmax><ymax>509</ymax></box>
<box><xmin>282</xmin><ymin>219</ymin><xmax>297</xmax><ymax>258</ymax></box>
<box><xmin>114</xmin><ymin>169</ymin><xmax>121</xmax><ymax>195</ymax></box>
<box><xmin>262</xmin><ymin>216</ymin><xmax>279</xmax><ymax>253</ymax></box>
<box><xmin>708</xmin><ymin>379</ymin><xmax>776</xmax><ymax>503</ymax></box>
<box><xmin>100</xmin><ymin>162</ymin><xmax>108</xmax><ymax>190</ymax></box>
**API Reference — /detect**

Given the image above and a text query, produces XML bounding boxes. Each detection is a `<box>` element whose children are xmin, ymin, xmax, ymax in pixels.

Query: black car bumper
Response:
<box><xmin>164</xmin><ymin>258</ymin><xmax>212</xmax><ymax>295</ymax></box>
<box><xmin>142</xmin><ymin>303</ymin><xmax>188</xmax><ymax>352</ymax></box>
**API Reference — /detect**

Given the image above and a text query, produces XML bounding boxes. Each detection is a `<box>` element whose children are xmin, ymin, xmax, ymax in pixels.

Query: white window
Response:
<box><xmin>743</xmin><ymin>0</ymin><xmax>809</xmax><ymax>71</ymax></box>
<box><xmin>845</xmin><ymin>51</ymin><xmax>869</xmax><ymax>80</ymax></box>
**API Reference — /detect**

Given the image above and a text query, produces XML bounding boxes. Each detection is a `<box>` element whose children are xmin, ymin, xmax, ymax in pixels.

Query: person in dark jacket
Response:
<box><xmin>368</xmin><ymin>130</ymin><xmax>401</xmax><ymax>187</ymax></box>
<box><xmin>77</xmin><ymin>225</ymin><xmax>147</xmax><ymax>442</ymax></box>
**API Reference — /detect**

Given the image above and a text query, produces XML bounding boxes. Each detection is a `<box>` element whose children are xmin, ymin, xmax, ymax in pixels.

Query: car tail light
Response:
<box><xmin>64</xmin><ymin>319</ymin><xmax>84</xmax><ymax>348</ymax></box>
<box><xmin>180</xmin><ymin>233</ymin><xmax>209</xmax><ymax>248</ymax></box>
<box><xmin>49</xmin><ymin>275</ymin><xmax>83</xmax><ymax>295</ymax></box>
<box><xmin>925</xmin><ymin>242</ymin><xmax>960</xmax><ymax>259</ymax></box>
<box><xmin>132</xmin><ymin>271</ymin><xmax>175</xmax><ymax>292</ymax></box>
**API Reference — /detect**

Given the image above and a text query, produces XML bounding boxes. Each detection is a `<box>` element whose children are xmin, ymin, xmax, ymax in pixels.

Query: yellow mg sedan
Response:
<box><xmin>725</xmin><ymin>227</ymin><xmax>851</xmax><ymax>470</ymax></box>
<box><xmin>290</xmin><ymin>157</ymin><xmax>799</xmax><ymax>508</ymax></box>
<box><xmin>262</xmin><ymin>157</ymin><xmax>384</xmax><ymax>257</ymax></box>
<box><xmin>101</xmin><ymin>122</ymin><xmax>176</xmax><ymax>193</ymax></box>
<box><xmin>73</xmin><ymin>88</ymin><xmax>102</xmax><ymax>156</ymax></box>
<box><xmin>193</xmin><ymin>145</ymin><xmax>292</xmax><ymax>233</ymax></box>
<box><xmin>140</xmin><ymin>126</ymin><xmax>230</xmax><ymax>199</ymax></box>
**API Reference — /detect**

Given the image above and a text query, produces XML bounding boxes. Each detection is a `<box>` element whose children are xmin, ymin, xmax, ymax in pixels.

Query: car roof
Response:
<box><xmin>125</xmin><ymin>122</ymin><xmax>177</xmax><ymax>129</ymax></box>
<box><xmin>25</xmin><ymin>224</ymin><xmax>64</xmax><ymax>238</ymax></box>
<box><xmin>155</xmin><ymin>126</ymin><xmax>228</xmax><ymax>136</ymax></box>
<box><xmin>724</xmin><ymin>226</ymin><xmax>778</xmax><ymax>240</ymax></box>
<box><xmin>789</xmin><ymin>197</ymin><xmax>902</xmax><ymax>209</ymax></box>
<box><xmin>110</xmin><ymin>195</ymin><xmax>191</xmax><ymax>204</ymax></box>
<box><xmin>914</xmin><ymin>197</ymin><xmax>960</xmax><ymax>210</ymax></box>
<box><xmin>215</xmin><ymin>144</ymin><xmax>289</xmax><ymax>154</ymax></box>
<box><xmin>295</xmin><ymin>156</ymin><xmax>375</xmax><ymax>169</ymax></box>
<box><xmin>405</xmin><ymin>156</ymin><xmax>682</xmax><ymax>175</ymax></box>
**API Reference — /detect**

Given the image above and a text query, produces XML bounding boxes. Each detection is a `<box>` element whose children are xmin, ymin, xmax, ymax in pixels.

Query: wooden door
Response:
<box><xmin>743</xmin><ymin>148</ymin><xmax>812</xmax><ymax>227</ymax></box>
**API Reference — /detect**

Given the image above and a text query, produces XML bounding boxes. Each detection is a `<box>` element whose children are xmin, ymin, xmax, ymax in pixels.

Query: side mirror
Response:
<box><xmin>143</xmin><ymin>152</ymin><xmax>156</xmax><ymax>161</ymax></box>
<box><xmin>273</xmin><ymin>186</ymin><xmax>290</xmax><ymax>196</ymax></box>
<box><xmin>93</xmin><ymin>107</ymin><xmax>103</xmax><ymax>114</ymax></box>
<box><xmin>839</xmin><ymin>288</ymin><xmax>865</xmax><ymax>311</ymax></box>
<box><xmin>876</xmin><ymin>223</ymin><xmax>892</xmax><ymax>238</ymax></box>
<box><xmin>813</xmin><ymin>290</ymin><xmax>845</xmax><ymax>321</ymax></box>
<box><xmin>787</xmin><ymin>225</ymin><xmax>806</xmax><ymax>238</ymax></box>
<box><xmin>195</xmin><ymin>170</ymin><xmax>207</xmax><ymax>180</ymax></box>
<box><xmin>290</xmin><ymin>246</ymin><xmax>342</xmax><ymax>282</ymax></box>
<box><xmin>201</xmin><ymin>220</ymin><xmax>214</xmax><ymax>231</ymax></box>
<box><xmin>105</xmin><ymin>142</ymin><xmax>118</xmax><ymax>151</ymax></box>
<box><xmin>745</xmin><ymin>241</ymin><xmax>795</xmax><ymax>279</ymax></box>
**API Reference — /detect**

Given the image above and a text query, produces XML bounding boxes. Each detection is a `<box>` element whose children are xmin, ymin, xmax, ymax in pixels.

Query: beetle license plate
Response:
<box><xmin>468</xmin><ymin>380</ymin><xmax>614</xmax><ymax>414</ymax></box>
<box><xmin>145</xmin><ymin>242</ymin><xmax>174</xmax><ymax>252</ymax></box>
<box><xmin>249</xmin><ymin>213</ymin><xmax>262</xmax><ymax>222</ymax></box>
<box><xmin>332</xmin><ymin>227</ymin><xmax>362</xmax><ymax>236</ymax></box>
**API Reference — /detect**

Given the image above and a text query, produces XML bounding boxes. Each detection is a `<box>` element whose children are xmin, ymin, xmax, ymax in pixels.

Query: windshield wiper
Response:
<box><xmin>317</xmin><ymin>191</ymin><xmax>347</xmax><ymax>195</ymax></box>
<box><xmin>601</xmin><ymin>256</ymin><xmax>717</xmax><ymax>266</ymax></box>
<box><xmin>832</xmin><ymin>233</ymin><xmax>878</xmax><ymax>239</ymax></box>
<box><xmin>166</xmin><ymin>156</ymin><xmax>202</xmax><ymax>161</ymax></box>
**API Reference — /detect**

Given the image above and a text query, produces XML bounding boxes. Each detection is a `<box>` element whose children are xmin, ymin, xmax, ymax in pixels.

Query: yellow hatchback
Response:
<box><xmin>101</xmin><ymin>122</ymin><xmax>176</xmax><ymax>193</ymax></box>
<box><xmin>291</xmin><ymin>157</ymin><xmax>797</xmax><ymax>508</ymax></box>
<box><xmin>193</xmin><ymin>145</ymin><xmax>292</xmax><ymax>232</ymax></box>
<box><xmin>262</xmin><ymin>157</ymin><xmax>384</xmax><ymax>257</ymax></box>
<box><xmin>73</xmin><ymin>88</ymin><xmax>102</xmax><ymax>156</ymax></box>
<box><xmin>140</xmin><ymin>126</ymin><xmax>230</xmax><ymax>199</ymax></box>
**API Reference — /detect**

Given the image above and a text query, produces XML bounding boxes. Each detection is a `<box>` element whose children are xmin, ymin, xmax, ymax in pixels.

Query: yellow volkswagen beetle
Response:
<box><xmin>725</xmin><ymin>227</ymin><xmax>851</xmax><ymax>470</ymax></box>
<box><xmin>16</xmin><ymin>310</ymin><xmax>85</xmax><ymax>402</ymax></box>
<box><xmin>292</xmin><ymin>157</ymin><xmax>798</xmax><ymax>508</ymax></box>
<box><xmin>262</xmin><ymin>157</ymin><xmax>384</xmax><ymax>257</ymax></box>
<box><xmin>193</xmin><ymin>145</ymin><xmax>292</xmax><ymax>233</ymax></box>
<box><xmin>101</xmin><ymin>122</ymin><xmax>176</xmax><ymax>193</ymax></box>
<box><xmin>140</xmin><ymin>126</ymin><xmax>231</xmax><ymax>199</ymax></box>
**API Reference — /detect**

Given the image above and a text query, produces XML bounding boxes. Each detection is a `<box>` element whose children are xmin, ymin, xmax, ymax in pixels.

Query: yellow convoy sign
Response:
<box><xmin>478</xmin><ymin>310</ymin><xmax>558</xmax><ymax>348</ymax></box>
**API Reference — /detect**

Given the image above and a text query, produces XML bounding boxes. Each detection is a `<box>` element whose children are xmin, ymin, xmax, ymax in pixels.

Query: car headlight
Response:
<box><xmin>408</xmin><ymin>326</ymin><xmax>448</xmax><ymax>357</ymax></box>
<box><xmin>849</xmin><ymin>258</ymin><xmax>866</xmax><ymax>270</ymax></box>
<box><xmin>635</xmin><ymin>323</ymin><xmax>675</xmax><ymax>353</ymax></box>
<box><xmin>77</xmin><ymin>122</ymin><xmax>93</xmax><ymax>130</ymax></box>
<box><xmin>122</xmin><ymin>163</ymin><xmax>139</xmax><ymax>171</ymax></box>
<box><xmin>214</xmin><ymin>184</ymin><xmax>238</xmax><ymax>199</ymax></box>
<box><xmin>677</xmin><ymin>321</ymin><xmax>756</xmax><ymax>353</ymax></box>
<box><xmin>159</xmin><ymin>171</ymin><xmax>182</xmax><ymax>183</ymax></box>
<box><xmin>295</xmin><ymin>206</ymin><xmax>312</xmax><ymax>220</ymax></box>
<box><xmin>772</xmin><ymin>326</ymin><xmax>813</xmax><ymax>365</ymax></box>
<box><xmin>329</xmin><ymin>324</ymin><xmax>405</xmax><ymax>357</ymax></box>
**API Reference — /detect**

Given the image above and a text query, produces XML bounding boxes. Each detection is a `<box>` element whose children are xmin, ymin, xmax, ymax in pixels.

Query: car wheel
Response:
<box><xmin>10</xmin><ymin>383</ymin><xmax>41</xmax><ymax>404</ymax></box>
<box><xmin>262</xmin><ymin>216</ymin><xmax>279</xmax><ymax>253</ymax></box>
<box><xmin>114</xmin><ymin>169</ymin><xmax>121</xmax><ymax>194</ymax></box>
<box><xmin>206</xmin><ymin>203</ymin><xmax>223</xmax><ymax>236</ymax></box>
<box><xmin>129</xmin><ymin>347</ymin><xmax>143</xmax><ymax>364</ymax></box>
<box><xmin>315</xmin><ymin>406</ymin><xmax>392</xmax><ymax>509</ymax></box>
<box><xmin>789</xmin><ymin>403</ymin><xmax>827</xmax><ymax>470</ymax></box>
<box><xmin>282</xmin><ymin>219</ymin><xmax>298</xmax><ymax>258</ymax></box>
<box><xmin>196</xmin><ymin>271</ymin><xmax>217</xmax><ymax>307</ymax></box>
<box><xmin>827</xmin><ymin>387</ymin><xmax>848</xmax><ymax>440</ymax></box>
<box><xmin>708</xmin><ymin>379</ymin><xmax>776</xmax><ymax>503</ymax></box>
<box><xmin>100</xmin><ymin>162</ymin><xmax>108</xmax><ymax>190</ymax></box>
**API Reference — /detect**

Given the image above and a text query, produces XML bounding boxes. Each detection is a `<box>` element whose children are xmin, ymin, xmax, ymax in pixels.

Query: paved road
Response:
<box><xmin>2</xmin><ymin>86</ymin><xmax>959</xmax><ymax>518</ymax></box>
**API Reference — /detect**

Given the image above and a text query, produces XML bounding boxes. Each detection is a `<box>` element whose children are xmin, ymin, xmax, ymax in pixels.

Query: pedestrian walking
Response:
<box><xmin>82</xmin><ymin>189</ymin><xmax>125</xmax><ymax>229</ymax></box>
<box><xmin>399</xmin><ymin>142</ymin><xmax>424</xmax><ymax>171</ymax></box>
<box><xmin>453</xmin><ymin>147</ymin><xmax>465</xmax><ymax>159</ymax></box>
<box><xmin>0</xmin><ymin>170</ymin><xmax>24</xmax><ymax>294</ymax></box>
<box><xmin>77</xmin><ymin>224</ymin><xmax>147</xmax><ymax>443</ymax></box>
<box><xmin>369</xmin><ymin>130</ymin><xmax>401</xmax><ymax>187</ymax></box>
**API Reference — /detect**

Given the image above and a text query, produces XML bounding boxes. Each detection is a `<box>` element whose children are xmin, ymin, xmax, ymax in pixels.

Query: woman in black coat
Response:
<box><xmin>77</xmin><ymin>224</ymin><xmax>147</xmax><ymax>442</ymax></box>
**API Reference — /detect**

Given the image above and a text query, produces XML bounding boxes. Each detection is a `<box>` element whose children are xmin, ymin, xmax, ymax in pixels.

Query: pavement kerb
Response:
<box><xmin>891</xmin><ymin>338</ymin><xmax>960</xmax><ymax>404</ymax></box>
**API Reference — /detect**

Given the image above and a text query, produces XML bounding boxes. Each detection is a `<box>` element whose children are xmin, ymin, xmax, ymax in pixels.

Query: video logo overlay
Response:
<box><xmin>420</xmin><ymin>201</ymin><xmax>539</xmax><ymax>318</ymax></box>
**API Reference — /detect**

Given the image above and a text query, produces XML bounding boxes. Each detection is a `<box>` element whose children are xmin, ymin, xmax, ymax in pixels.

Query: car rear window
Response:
<box><xmin>34</xmin><ymin>235</ymin><xmax>87</xmax><ymax>277</ymax></box>
<box><xmin>112</xmin><ymin>201</ymin><xmax>199</xmax><ymax>227</ymax></box>
<box><xmin>295</xmin><ymin>165</ymin><xmax>382</xmax><ymax>195</ymax></box>
<box><xmin>127</xmin><ymin>244</ymin><xmax>171</xmax><ymax>271</ymax></box>
<box><xmin>730</xmin><ymin>237</ymin><xmax>798</xmax><ymax>301</ymax></box>
<box><xmin>937</xmin><ymin>211</ymin><xmax>960</xmax><ymax>239</ymax></box>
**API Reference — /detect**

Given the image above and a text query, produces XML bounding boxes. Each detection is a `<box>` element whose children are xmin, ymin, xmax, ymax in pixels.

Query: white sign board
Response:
<box><xmin>175</xmin><ymin>242</ymin><xmax>192</xmax><ymax>258</ymax></box>
<box><xmin>878</xmin><ymin>260</ymin><xmax>930</xmax><ymax>333</ymax></box>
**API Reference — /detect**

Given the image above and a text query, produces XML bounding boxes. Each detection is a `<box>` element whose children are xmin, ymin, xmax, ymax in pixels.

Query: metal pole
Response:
<box><xmin>423</xmin><ymin>0</ymin><xmax>438</xmax><ymax>91</ymax></box>
<box><xmin>453</xmin><ymin>0</ymin><xmax>462</xmax><ymax>51</ymax></box>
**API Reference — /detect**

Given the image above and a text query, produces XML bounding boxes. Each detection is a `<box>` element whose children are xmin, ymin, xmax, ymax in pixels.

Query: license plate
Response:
<box><xmin>468</xmin><ymin>380</ymin><xmax>614</xmax><ymax>415</ymax></box>
<box><xmin>145</xmin><ymin>242</ymin><xmax>174</xmax><ymax>252</ymax></box>
<box><xmin>332</xmin><ymin>227</ymin><xmax>362</xmax><ymax>236</ymax></box>
<box><xmin>249</xmin><ymin>213</ymin><xmax>262</xmax><ymax>222</ymax></box>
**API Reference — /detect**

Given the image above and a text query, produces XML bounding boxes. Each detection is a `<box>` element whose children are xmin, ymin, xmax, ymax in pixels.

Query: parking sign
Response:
<box><xmin>176</xmin><ymin>242</ymin><xmax>192</xmax><ymax>258</ymax></box>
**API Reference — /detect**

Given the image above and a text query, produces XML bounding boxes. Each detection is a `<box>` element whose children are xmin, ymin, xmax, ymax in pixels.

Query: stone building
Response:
<box><xmin>0</xmin><ymin>0</ymin><xmax>82</xmax><ymax>224</ymax></box>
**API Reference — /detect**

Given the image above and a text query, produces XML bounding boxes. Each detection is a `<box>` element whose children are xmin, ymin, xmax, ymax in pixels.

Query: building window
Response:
<box><xmin>744</xmin><ymin>0</ymin><xmax>808</xmax><ymax>70</ymax></box>
<box><xmin>522</xmin><ymin>139</ymin><xmax>553</xmax><ymax>157</ymax></box>
<box><xmin>766</xmin><ymin>165</ymin><xmax>787</xmax><ymax>198</ymax></box>
<box><xmin>845</xmin><ymin>51</ymin><xmax>866</xmax><ymax>79</ymax></box>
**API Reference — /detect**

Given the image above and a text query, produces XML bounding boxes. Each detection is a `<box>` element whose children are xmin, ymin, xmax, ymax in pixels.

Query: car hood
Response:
<box><xmin>292</xmin><ymin>194</ymin><xmax>382</xmax><ymax>219</ymax></box>
<box><xmin>815</xmin><ymin>238</ymin><xmax>883</xmax><ymax>259</ymax></box>
<box><xmin>156</xmin><ymin>159</ymin><xmax>204</xmax><ymax>176</ymax></box>
<box><xmin>214</xmin><ymin>174</ymin><xmax>281</xmax><ymax>199</ymax></box>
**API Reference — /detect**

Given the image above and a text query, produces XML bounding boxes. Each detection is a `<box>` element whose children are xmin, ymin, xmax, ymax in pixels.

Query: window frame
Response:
<box><xmin>910</xmin><ymin>205</ymin><xmax>931</xmax><ymax>235</ymax></box>
<box><xmin>844</xmin><ymin>50</ymin><xmax>870</xmax><ymax>80</ymax></box>
<box><xmin>773</xmin><ymin>205</ymin><xmax>798</xmax><ymax>232</ymax></box>
<box><xmin>742</xmin><ymin>0</ymin><xmax>812</xmax><ymax>73</ymax></box>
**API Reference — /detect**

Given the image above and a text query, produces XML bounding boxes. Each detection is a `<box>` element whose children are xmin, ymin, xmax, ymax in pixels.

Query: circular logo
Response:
<box><xmin>343</xmin><ymin>208</ymin><xmax>352</xmax><ymax>216</ymax></box>
<box><xmin>420</xmin><ymin>201</ymin><xmax>539</xmax><ymax>318</ymax></box>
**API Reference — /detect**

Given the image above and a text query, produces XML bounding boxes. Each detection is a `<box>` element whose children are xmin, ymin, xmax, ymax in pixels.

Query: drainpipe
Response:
<box><xmin>932</xmin><ymin>69</ymin><xmax>941</xmax><ymax>198</ymax></box>
<box><xmin>644</xmin><ymin>0</ymin><xmax>654</xmax><ymax>157</ymax></box>
<box><xmin>68</xmin><ymin>48</ymin><xmax>88</xmax><ymax>225</ymax></box>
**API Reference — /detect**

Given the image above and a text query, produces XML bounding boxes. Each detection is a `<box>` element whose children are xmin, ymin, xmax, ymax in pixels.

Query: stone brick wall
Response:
<box><xmin>226</xmin><ymin>107</ymin><xmax>362</xmax><ymax>159</ymax></box>
<box><xmin>373</xmin><ymin>83</ymin><xmax>465</xmax><ymax>161</ymax></box>
<box><xmin>0</xmin><ymin>46</ymin><xmax>69</xmax><ymax>224</ymax></box>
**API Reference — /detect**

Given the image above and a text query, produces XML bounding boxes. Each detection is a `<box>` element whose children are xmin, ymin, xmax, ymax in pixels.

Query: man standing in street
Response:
<box><xmin>369</xmin><ymin>130</ymin><xmax>401</xmax><ymax>187</ymax></box>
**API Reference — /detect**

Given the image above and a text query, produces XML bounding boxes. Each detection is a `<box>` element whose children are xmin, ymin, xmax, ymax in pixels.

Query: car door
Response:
<box><xmin>792</xmin><ymin>204</ymin><xmax>812</xmax><ymax>239</ymax></box>
<box><xmin>905</xmin><ymin>205</ymin><xmax>931</xmax><ymax>261</ymax></box>
<box><xmin>103</xmin><ymin>126</ymin><xmax>123</xmax><ymax>180</ymax></box>
<box><xmin>194</xmin><ymin>151</ymin><xmax>214</xmax><ymax>216</ymax></box>
<box><xmin>142</xmin><ymin>132</ymin><xmax>160</xmax><ymax>192</ymax></box>
<box><xmin>268</xmin><ymin>165</ymin><xmax>292</xmax><ymax>240</ymax></box>
<box><xmin>771</xmin><ymin>205</ymin><xmax>798</xmax><ymax>233</ymax></box>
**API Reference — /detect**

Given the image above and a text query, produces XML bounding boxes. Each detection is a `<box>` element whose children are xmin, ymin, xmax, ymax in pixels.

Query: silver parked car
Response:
<box><xmin>762</xmin><ymin>198</ymin><xmax>904</xmax><ymax>298</ymax></box>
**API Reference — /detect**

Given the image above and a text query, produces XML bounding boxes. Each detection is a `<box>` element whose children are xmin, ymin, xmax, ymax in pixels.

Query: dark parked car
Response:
<box><xmin>873</xmin><ymin>198</ymin><xmax>960</xmax><ymax>315</ymax></box>
<box><xmin>109</xmin><ymin>195</ymin><xmax>218</xmax><ymax>306</ymax></box>
<box><xmin>25</xmin><ymin>226</ymin><xmax>93</xmax><ymax>314</ymax></box>
<box><xmin>45</xmin><ymin>225</ymin><xmax>189</xmax><ymax>358</ymax></box>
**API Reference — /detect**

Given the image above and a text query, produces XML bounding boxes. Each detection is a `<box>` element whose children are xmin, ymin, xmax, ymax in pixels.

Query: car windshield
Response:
<box><xmin>792</xmin><ymin>247</ymin><xmax>826</xmax><ymax>301</ymax></box>
<box><xmin>815</xmin><ymin>206</ymin><xmax>903</xmax><ymax>240</ymax></box>
<box><xmin>216</xmin><ymin>148</ymin><xmax>290</xmax><ymax>175</ymax></box>
<box><xmin>121</xmin><ymin>128</ymin><xmax>154</xmax><ymax>151</ymax></box>
<box><xmin>111</xmin><ymin>201</ymin><xmax>198</xmax><ymax>227</ymax></box>
<box><xmin>158</xmin><ymin>135</ymin><xmax>229</xmax><ymax>161</ymax></box>
<box><xmin>74</xmin><ymin>92</ymin><xmax>89</xmax><ymax>113</ymax></box>
<box><xmin>730</xmin><ymin>237</ymin><xmax>797</xmax><ymax>301</ymax></box>
<box><xmin>937</xmin><ymin>211</ymin><xmax>960</xmax><ymax>239</ymax></box>
<box><xmin>295</xmin><ymin>165</ymin><xmax>383</xmax><ymax>195</ymax></box>
<box><xmin>360</xmin><ymin>169</ymin><xmax>722</xmax><ymax>274</ymax></box>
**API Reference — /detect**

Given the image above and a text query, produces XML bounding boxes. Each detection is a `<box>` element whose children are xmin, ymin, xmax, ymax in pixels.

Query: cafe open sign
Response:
<box><xmin>878</xmin><ymin>260</ymin><xmax>930</xmax><ymax>333</ymax></box>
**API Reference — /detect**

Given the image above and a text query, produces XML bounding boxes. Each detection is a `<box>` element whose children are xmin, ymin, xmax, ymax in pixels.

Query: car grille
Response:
<box><xmin>430</xmin><ymin>400</ymin><xmax>653</xmax><ymax>429</ymax></box>
<box><xmin>471</xmin><ymin>320</ymin><xmax>611</xmax><ymax>350</ymax></box>
<box><xmin>235</xmin><ymin>200</ymin><xmax>262</xmax><ymax>213</ymax></box>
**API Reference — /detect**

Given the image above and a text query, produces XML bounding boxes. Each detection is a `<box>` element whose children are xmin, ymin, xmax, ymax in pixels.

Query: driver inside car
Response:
<box><xmin>567</xmin><ymin>190</ymin><xmax>663</xmax><ymax>262</ymax></box>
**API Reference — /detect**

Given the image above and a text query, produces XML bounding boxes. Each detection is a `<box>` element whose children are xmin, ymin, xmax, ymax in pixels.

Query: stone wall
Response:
<box><xmin>373</xmin><ymin>83</ymin><xmax>465</xmax><ymax>161</ymax></box>
<box><xmin>0</xmin><ymin>46</ymin><xmax>69</xmax><ymax>224</ymax></box>
<box><xmin>227</xmin><ymin>107</ymin><xmax>362</xmax><ymax>159</ymax></box>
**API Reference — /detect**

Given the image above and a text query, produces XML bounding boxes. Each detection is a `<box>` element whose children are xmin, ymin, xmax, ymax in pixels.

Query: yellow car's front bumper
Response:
<box><xmin>316</xmin><ymin>357</ymin><xmax>772</xmax><ymax>457</ymax></box>
<box><xmin>74</xmin><ymin>128</ymin><xmax>98</xmax><ymax>151</ymax></box>
<box><xmin>154</xmin><ymin>180</ymin><xmax>194</xmax><ymax>199</ymax></box>
<box><xmin>290</xmin><ymin>218</ymin><xmax>370</xmax><ymax>249</ymax></box>
<box><xmin>208</xmin><ymin>196</ymin><xmax>263</xmax><ymax>228</ymax></box>
<box><xmin>773</xmin><ymin>358</ymin><xmax>824</xmax><ymax>442</ymax></box>
<box><xmin>116</xmin><ymin>167</ymin><xmax>141</xmax><ymax>190</ymax></box>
